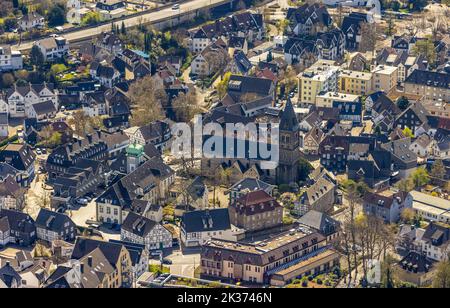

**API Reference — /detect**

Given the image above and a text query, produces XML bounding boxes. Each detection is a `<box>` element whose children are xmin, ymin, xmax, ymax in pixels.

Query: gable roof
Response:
<box><xmin>71</xmin><ymin>238</ymin><xmax>125</xmax><ymax>269</ymax></box>
<box><xmin>122</xmin><ymin>212</ymin><xmax>160</xmax><ymax>237</ymax></box>
<box><xmin>405</xmin><ymin>70</ymin><xmax>450</xmax><ymax>89</ymax></box>
<box><xmin>181</xmin><ymin>208</ymin><xmax>231</xmax><ymax>233</ymax></box>
<box><xmin>298</xmin><ymin>210</ymin><xmax>339</xmax><ymax>236</ymax></box>
<box><xmin>35</xmin><ymin>209</ymin><xmax>75</xmax><ymax>233</ymax></box>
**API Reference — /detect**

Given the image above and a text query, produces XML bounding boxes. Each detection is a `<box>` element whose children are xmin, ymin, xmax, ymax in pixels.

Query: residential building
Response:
<box><xmin>19</xmin><ymin>13</ymin><xmax>45</xmax><ymax>31</ymax></box>
<box><xmin>201</xmin><ymin>228</ymin><xmax>340</xmax><ymax>286</ymax></box>
<box><xmin>404</xmin><ymin>70</ymin><xmax>450</xmax><ymax>104</ymax></box>
<box><xmin>121</xmin><ymin>212</ymin><xmax>172</xmax><ymax>251</ymax></box>
<box><xmin>71</xmin><ymin>238</ymin><xmax>133</xmax><ymax>288</ymax></box>
<box><xmin>180</xmin><ymin>208</ymin><xmax>241</xmax><ymax>247</ymax></box>
<box><xmin>126</xmin><ymin>121</ymin><xmax>172</xmax><ymax>151</ymax></box>
<box><xmin>299</xmin><ymin>60</ymin><xmax>339</xmax><ymax>104</ymax></box>
<box><xmin>35</xmin><ymin>209</ymin><xmax>77</xmax><ymax>243</ymax></box>
<box><xmin>371</xmin><ymin>65</ymin><xmax>398</xmax><ymax>93</ymax></box>
<box><xmin>363</xmin><ymin>188</ymin><xmax>408</xmax><ymax>223</ymax></box>
<box><xmin>315</xmin><ymin>92</ymin><xmax>360</xmax><ymax>108</ymax></box>
<box><xmin>375</xmin><ymin>48</ymin><xmax>427</xmax><ymax>83</ymax></box>
<box><xmin>338</xmin><ymin>70</ymin><xmax>373</xmax><ymax>96</ymax></box>
<box><xmin>380</xmin><ymin>138</ymin><xmax>417</xmax><ymax>178</ymax></box>
<box><xmin>287</xmin><ymin>3</ymin><xmax>332</xmax><ymax>36</ymax></box>
<box><xmin>34</xmin><ymin>36</ymin><xmax>69</xmax><ymax>61</ymax></box>
<box><xmin>191</xmin><ymin>41</ymin><xmax>229</xmax><ymax>77</ymax></box>
<box><xmin>0</xmin><ymin>143</ymin><xmax>36</xmax><ymax>187</ymax></box>
<box><xmin>96</xmin><ymin>159</ymin><xmax>174</xmax><ymax>225</ymax></box>
<box><xmin>0</xmin><ymin>209</ymin><xmax>36</xmax><ymax>247</ymax></box>
<box><xmin>177</xmin><ymin>177</ymin><xmax>209</xmax><ymax>210</ymax></box>
<box><xmin>0</xmin><ymin>264</ymin><xmax>22</xmax><ymax>288</ymax></box>
<box><xmin>229</xmin><ymin>190</ymin><xmax>283</xmax><ymax>232</ymax></box>
<box><xmin>0</xmin><ymin>113</ymin><xmax>8</xmax><ymax>138</ymax></box>
<box><xmin>298</xmin><ymin>210</ymin><xmax>340</xmax><ymax>242</ymax></box>
<box><xmin>341</xmin><ymin>12</ymin><xmax>371</xmax><ymax>51</ymax></box>
<box><xmin>0</xmin><ymin>46</ymin><xmax>23</xmax><ymax>72</ymax></box>
<box><xmin>294</xmin><ymin>176</ymin><xmax>336</xmax><ymax>216</ymax></box>
<box><xmin>394</xmin><ymin>102</ymin><xmax>430</xmax><ymax>135</ymax></box>
<box><xmin>229</xmin><ymin>178</ymin><xmax>275</xmax><ymax>205</ymax></box>
<box><xmin>5</xmin><ymin>83</ymin><xmax>58</xmax><ymax>118</ymax></box>
<box><xmin>0</xmin><ymin>175</ymin><xmax>25</xmax><ymax>211</ymax></box>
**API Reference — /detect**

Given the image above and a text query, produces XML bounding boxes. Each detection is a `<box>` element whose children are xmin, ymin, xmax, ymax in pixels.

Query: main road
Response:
<box><xmin>14</xmin><ymin>0</ymin><xmax>231</xmax><ymax>52</ymax></box>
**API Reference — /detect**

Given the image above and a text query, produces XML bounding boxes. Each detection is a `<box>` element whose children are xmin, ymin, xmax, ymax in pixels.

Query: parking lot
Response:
<box><xmin>149</xmin><ymin>248</ymin><xmax>201</xmax><ymax>278</ymax></box>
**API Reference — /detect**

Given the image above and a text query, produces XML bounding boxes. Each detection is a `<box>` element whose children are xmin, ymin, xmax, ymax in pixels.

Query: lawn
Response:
<box><xmin>149</xmin><ymin>265</ymin><xmax>170</xmax><ymax>275</ymax></box>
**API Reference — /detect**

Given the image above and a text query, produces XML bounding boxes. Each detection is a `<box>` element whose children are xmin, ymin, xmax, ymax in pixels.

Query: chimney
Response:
<box><xmin>87</xmin><ymin>256</ymin><xmax>93</xmax><ymax>268</ymax></box>
<box><xmin>80</xmin><ymin>263</ymin><xmax>84</xmax><ymax>274</ymax></box>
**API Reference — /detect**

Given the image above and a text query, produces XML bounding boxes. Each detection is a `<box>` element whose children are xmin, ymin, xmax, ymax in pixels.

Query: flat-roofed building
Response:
<box><xmin>315</xmin><ymin>92</ymin><xmax>360</xmax><ymax>108</ymax></box>
<box><xmin>371</xmin><ymin>65</ymin><xmax>398</xmax><ymax>94</ymax></box>
<box><xmin>338</xmin><ymin>70</ymin><xmax>373</xmax><ymax>96</ymax></box>
<box><xmin>406</xmin><ymin>191</ymin><xmax>450</xmax><ymax>224</ymax></box>
<box><xmin>298</xmin><ymin>60</ymin><xmax>340</xmax><ymax>104</ymax></box>
<box><xmin>200</xmin><ymin>228</ymin><xmax>340</xmax><ymax>286</ymax></box>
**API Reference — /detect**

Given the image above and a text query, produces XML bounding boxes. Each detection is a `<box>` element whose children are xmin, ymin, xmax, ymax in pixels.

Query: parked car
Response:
<box><xmin>151</xmin><ymin>250</ymin><xmax>163</xmax><ymax>257</ymax></box>
<box><xmin>76</xmin><ymin>198</ymin><xmax>89</xmax><ymax>205</ymax></box>
<box><xmin>162</xmin><ymin>259</ymin><xmax>173</xmax><ymax>265</ymax></box>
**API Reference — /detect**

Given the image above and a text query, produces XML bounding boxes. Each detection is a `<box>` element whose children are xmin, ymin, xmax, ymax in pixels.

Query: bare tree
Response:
<box><xmin>128</xmin><ymin>76</ymin><xmax>167</xmax><ymax>126</ymax></box>
<box><xmin>172</xmin><ymin>88</ymin><xmax>201</xmax><ymax>122</ymax></box>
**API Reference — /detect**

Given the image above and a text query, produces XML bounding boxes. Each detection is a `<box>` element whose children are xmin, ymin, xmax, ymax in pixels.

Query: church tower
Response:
<box><xmin>277</xmin><ymin>99</ymin><xmax>301</xmax><ymax>184</ymax></box>
<box><xmin>126</xmin><ymin>143</ymin><xmax>144</xmax><ymax>174</ymax></box>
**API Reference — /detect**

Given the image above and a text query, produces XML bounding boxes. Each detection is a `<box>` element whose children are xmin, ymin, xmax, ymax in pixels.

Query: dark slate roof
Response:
<box><xmin>0</xmin><ymin>209</ymin><xmax>36</xmax><ymax>235</ymax></box>
<box><xmin>230</xmin><ymin>178</ymin><xmax>272</xmax><ymax>192</ymax></box>
<box><xmin>280</xmin><ymin>99</ymin><xmax>300</xmax><ymax>131</ymax></box>
<box><xmin>35</xmin><ymin>209</ymin><xmax>75</xmax><ymax>233</ymax></box>
<box><xmin>181</xmin><ymin>208</ymin><xmax>231</xmax><ymax>233</ymax></box>
<box><xmin>138</xmin><ymin>120</ymin><xmax>170</xmax><ymax>141</ymax></box>
<box><xmin>228</xmin><ymin>75</ymin><xmax>274</xmax><ymax>97</ymax></box>
<box><xmin>405</xmin><ymin>70</ymin><xmax>450</xmax><ymax>89</ymax></box>
<box><xmin>422</xmin><ymin>222</ymin><xmax>450</xmax><ymax>247</ymax></box>
<box><xmin>298</xmin><ymin>210</ymin><xmax>339</xmax><ymax>236</ymax></box>
<box><xmin>381</xmin><ymin>138</ymin><xmax>417</xmax><ymax>164</ymax></box>
<box><xmin>0</xmin><ymin>264</ymin><xmax>21</xmax><ymax>288</ymax></box>
<box><xmin>0</xmin><ymin>143</ymin><xmax>36</xmax><ymax>172</ymax></box>
<box><xmin>0</xmin><ymin>113</ymin><xmax>8</xmax><ymax>125</ymax></box>
<box><xmin>399</xmin><ymin>251</ymin><xmax>434</xmax><ymax>274</ymax></box>
<box><xmin>233</xmin><ymin>50</ymin><xmax>252</xmax><ymax>75</ymax></box>
<box><xmin>122</xmin><ymin>212</ymin><xmax>159</xmax><ymax>237</ymax></box>
<box><xmin>109</xmin><ymin>240</ymin><xmax>146</xmax><ymax>267</ymax></box>
<box><xmin>71</xmin><ymin>238</ymin><xmax>124</xmax><ymax>269</ymax></box>
<box><xmin>287</xmin><ymin>3</ymin><xmax>332</xmax><ymax>27</ymax></box>
<box><xmin>187</xmin><ymin>177</ymin><xmax>207</xmax><ymax>201</ymax></box>
<box><xmin>32</xmin><ymin>100</ymin><xmax>56</xmax><ymax>116</ymax></box>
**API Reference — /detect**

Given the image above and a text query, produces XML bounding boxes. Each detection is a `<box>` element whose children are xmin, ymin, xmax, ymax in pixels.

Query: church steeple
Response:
<box><xmin>279</xmin><ymin>98</ymin><xmax>299</xmax><ymax>132</ymax></box>
<box><xmin>126</xmin><ymin>143</ymin><xmax>144</xmax><ymax>173</ymax></box>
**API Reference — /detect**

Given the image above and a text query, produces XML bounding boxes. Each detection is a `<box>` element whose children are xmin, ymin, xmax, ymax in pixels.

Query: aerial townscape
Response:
<box><xmin>0</xmin><ymin>0</ymin><xmax>449</xmax><ymax>292</ymax></box>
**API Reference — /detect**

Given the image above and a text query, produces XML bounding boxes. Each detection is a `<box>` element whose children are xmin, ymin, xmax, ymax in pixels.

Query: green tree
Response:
<box><xmin>216</xmin><ymin>72</ymin><xmax>232</xmax><ymax>99</ymax></box>
<box><xmin>47</xmin><ymin>4</ymin><xmax>66</xmax><ymax>27</ymax></box>
<box><xmin>410</xmin><ymin>168</ymin><xmax>429</xmax><ymax>189</ymax></box>
<box><xmin>121</xmin><ymin>21</ymin><xmax>126</xmax><ymax>35</ymax></box>
<box><xmin>298</xmin><ymin>158</ymin><xmax>313</xmax><ymax>181</ymax></box>
<box><xmin>81</xmin><ymin>11</ymin><xmax>101</xmax><ymax>26</ymax></box>
<box><xmin>397</xmin><ymin>96</ymin><xmax>410</xmax><ymax>111</ymax></box>
<box><xmin>30</xmin><ymin>45</ymin><xmax>45</xmax><ymax>67</ymax></box>
<box><xmin>402</xmin><ymin>127</ymin><xmax>414</xmax><ymax>138</ymax></box>
<box><xmin>433</xmin><ymin>256</ymin><xmax>450</xmax><ymax>288</ymax></box>
<box><xmin>1</xmin><ymin>73</ymin><xmax>15</xmax><ymax>88</ymax></box>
